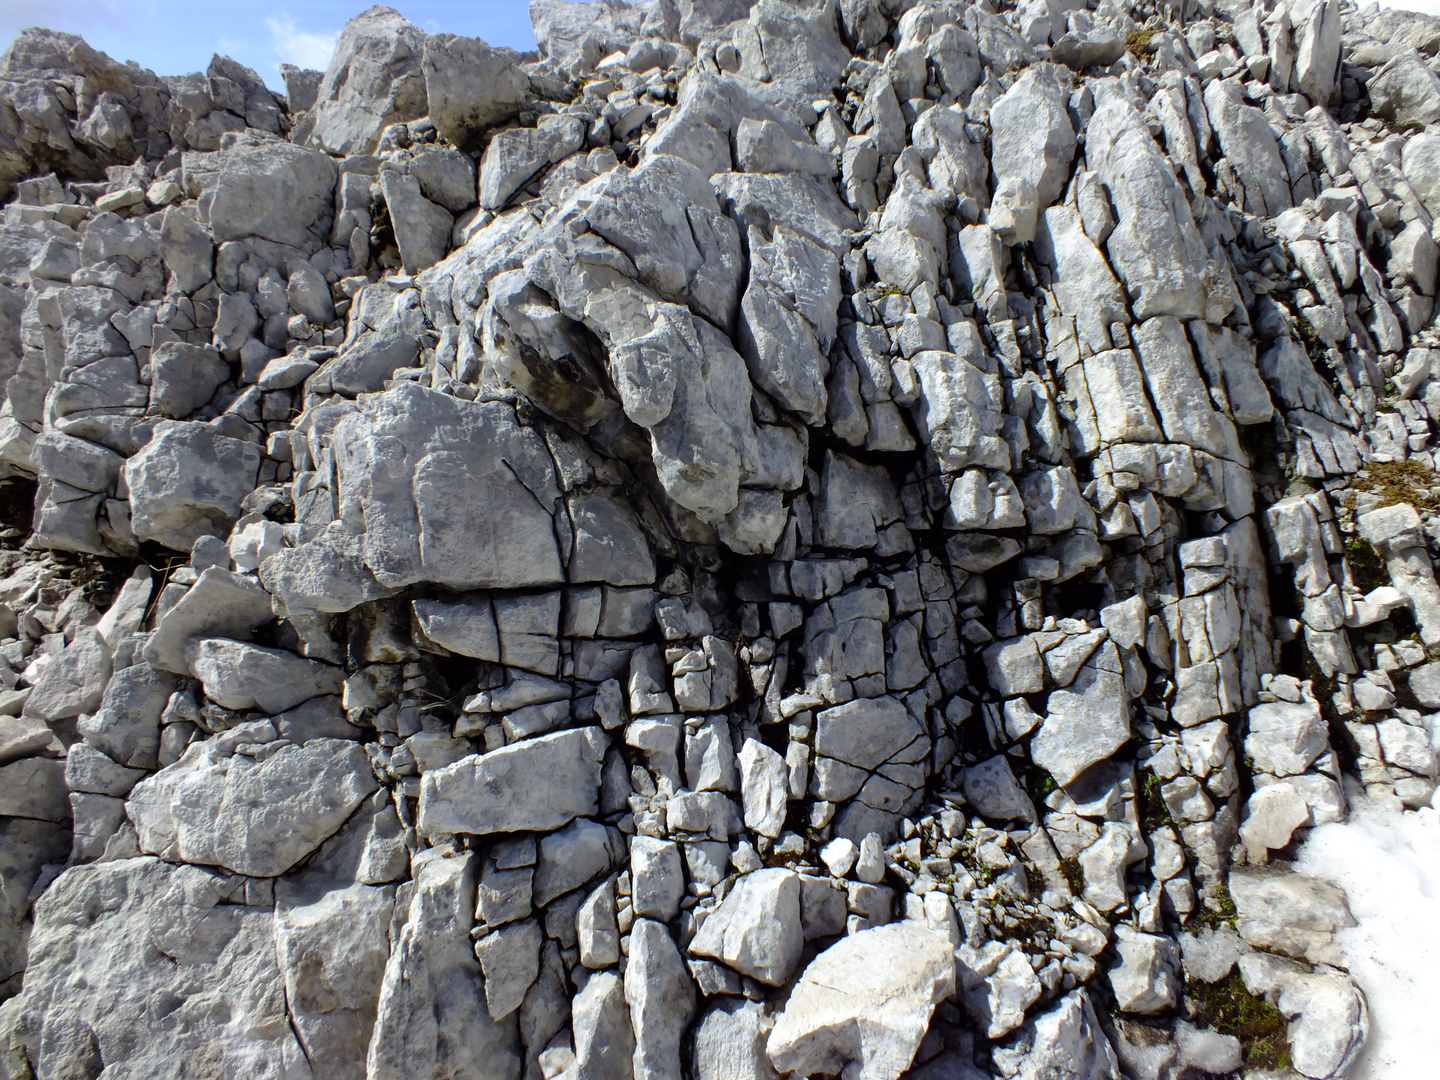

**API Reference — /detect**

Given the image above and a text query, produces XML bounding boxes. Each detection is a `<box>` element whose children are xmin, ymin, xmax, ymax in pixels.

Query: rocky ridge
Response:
<box><xmin>1</xmin><ymin>0</ymin><xmax>1439</xmax><ymax>1077</ymax></box>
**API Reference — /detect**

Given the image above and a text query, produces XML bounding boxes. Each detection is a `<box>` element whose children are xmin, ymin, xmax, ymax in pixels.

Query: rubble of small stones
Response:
<box><xmin>2</xmin><ymin>0</ymin><xmax>1439</xmax><ymax>1076</ymax></box>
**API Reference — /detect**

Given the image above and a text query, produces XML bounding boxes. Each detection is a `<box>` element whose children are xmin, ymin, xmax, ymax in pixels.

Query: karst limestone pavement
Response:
<box><xmin>1</xmin><ymin>0</ymin><xmax>1439</xmax><ymax>1076</ymax></box>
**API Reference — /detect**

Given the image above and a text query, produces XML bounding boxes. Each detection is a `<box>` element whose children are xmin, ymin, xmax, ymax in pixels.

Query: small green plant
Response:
<box><xmin>874</xmin><ymin>282</ymin><xmax>904</xmax><ymax>298</ymax></box>
<box><xmin>1187</xmin><ymin>973</ymin><xmax>1292</xmax><ymax>1071</ymax></box>
<box><xmin>1191</xmin><ymin>881</ymin><xmax>1238</xmax><ymax>931</ymax></box>
<box><xmin>1058</xmin><ymin>856</ymin><xmax>1085</xmax><ymax>897</ymax></box>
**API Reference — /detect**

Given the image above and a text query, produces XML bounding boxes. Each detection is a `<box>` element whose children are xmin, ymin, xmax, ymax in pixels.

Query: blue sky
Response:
<box><xmin>0</xmin><ymin>1</ymin><xmax>542</xmax><ymax>93</ymax></box>
<box><xmin>3</xmin><ymin>0</ymin><xmax>1437</xmax><ymax>96</ymax></box>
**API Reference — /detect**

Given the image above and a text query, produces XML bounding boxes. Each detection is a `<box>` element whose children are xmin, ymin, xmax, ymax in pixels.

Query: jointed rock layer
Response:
<box><xmin>1</xmin><ymin>0</ymin><xmax>1438</xmax><ymax>1077</ymax></box>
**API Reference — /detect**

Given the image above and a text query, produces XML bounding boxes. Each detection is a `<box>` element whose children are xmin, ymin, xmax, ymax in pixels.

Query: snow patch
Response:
<box><xmin>1295</xmin><ymin>793</ymin><xmax>1440</xmax><ymax>1079</ymax></box>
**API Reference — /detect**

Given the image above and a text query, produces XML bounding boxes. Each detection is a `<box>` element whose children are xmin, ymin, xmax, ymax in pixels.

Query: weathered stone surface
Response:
<box><xmin>1031</xmin><ymin>642</ymin><xmax>1130</xmax><ymax>787</ymax></box>
<box><xmin>991</xmin><ymin>989</ymin><xmax>1121</xmax><ymax>1080</ymax></box>
<box><xmin>990</xmin><ymin>65</ymin><xmax>1075</xmax><ymax>210</ymax></box>
<box><xmin>322</xmin><ymin>383</ymin><xmax>565</xmax><ymax>592</ymax></box>
<box><xmin>0</xmin><ymin>757</ymin><xmax>69</xmax><ymax>821</ymax></box>
<box><xmin>208</xmin><ymin>137</ymin><xmax>338</xmax><ymax>248</ymax></box>
<box><xmin>480</xmin><ymin>115</ymin><xmax>586</xmax><ymax>209</ymax></box>
<box><xmin>626</xmin><ymin>917</ymin><xmax>694</xmax><ymax>1080</ymax></box>
<box><xmin>188</xmin><ymin>638</ymin><xmax>344</xmax><ymax>713</ymax></box>
<box><xmin>367</xmin><ymin>849</ymin><xmax>521</xmax><ymax>1080</ymax></box>
<box><xmin>690</xmin><ymin>868</ymin><xmax>802</xmax><ymax>985</ymax></box>
<box><xmin>767</xmin><ymin>922</ymin><xmax>955</xmax><ymax>1080</ymax></box>
<box><xmin>144</xmin><ymin>566</ymin><xmax>276</xmax><ymax>675</ymax></box>
<box><xmin>125</xmin><ymin>422</ymin><xmax>262</xmax><ymax>552</ymax></box>
<box><xmin>422</xmin><ymin>33</ymin><xmax>529</xmax><ymax>150</ymax></box>
<box><xmin>22</xmin><ymin>627</ymin><xmax>111</xmax><ymax>723</ymax></box>
<box><xmin>127</xmin><ymin>738</ymin><xmax>379</xmax><ymax>877</ymax></box>
<box><xmin>19</xmin><ymin>858</ymin><xmax>312</xmax><ymax>1077</ymax></box>
<box><xmin>304</xmin><ymin>6</ymin><xmax>430</xmax><ymax>156</ymax></box>
<box><xmin>419</xmin><ymin>727</ymin><xmax>606</xmax><ymax>836</ymax></box>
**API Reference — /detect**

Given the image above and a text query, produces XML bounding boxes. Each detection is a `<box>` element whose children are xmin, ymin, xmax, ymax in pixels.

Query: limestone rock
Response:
<box><xmin>690</xmin><ymin>868</ymin><xmax>802</xmax><ymax>985</ymax></box>
<box><xmin>419</xmin><ymin>727</ymin><xmax>607</xmax><ymax>836</ymax></box>
<box><xmin>368</xmin><ymin>849</ymin><xmax>521</xmax><ymax>1080</ymax></box>
<box><xmin>125</xmin><ymin>422</ymin><xmax>262</xmax><ymax>552</ymax></box>
<box><xmin>127</xmin><ymin>737</ymin><xmax>379</xmax><ymax>877</ymax></box>
<box><xmin>767</xmin><ymin>922</ymin><xmax>956</xmax><ymax>1080</ymax></box>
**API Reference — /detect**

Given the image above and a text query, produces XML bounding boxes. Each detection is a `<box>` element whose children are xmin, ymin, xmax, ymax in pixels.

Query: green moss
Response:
<box><xmin>1360</xmin><ymin>459</ymin><xmax>1438</xmax><ymax>510</ymax></box>
<box><xmin>1296</xmin><ymin>316</ymin><xmax>1329</xmax><ymax>370</ymax></box>
<box><xmin>1058</xmin><ymin>855</ymin><xmax>1086</xmax><ymax>897</ymax></box>
<box><xmin>1191</xmin><ymin>881</ymin><xmax>1238</xmax><ymax>931</ymax></box>
<box><xmin>1344</xmin><ymin>535</ymin><xmax>1389</xmax><ymax>593</ymax></box>
<box><xmin>874</xmin><ymin>282</ymin><xmax>904</xmax><ymax>298</ymax></box>
<box><xmin>1125</xmin><ymin>28</ymin><xmax>1158</xmax><ymax>57</ymax></box>
<box><xmin>1187</xmin><ymin>973</ymin><xmax>1292</xmax><ymax>1072</ymax></box>
<box><xmin>1138</xmin><ymin>771</ymin><xmax>1174</xmax><ymax>833</ymax></box>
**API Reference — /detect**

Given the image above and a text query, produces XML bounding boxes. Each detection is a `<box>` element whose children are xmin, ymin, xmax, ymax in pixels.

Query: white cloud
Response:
<box><xmin>1295</xmin><ymin>795</ymin><xmax>1440</xmax><ymax>1079</ymax></box>
<box><xmin>265</xmin><ymin>14</ymin><xmax>337</xmax><ymax>72</ymax></box>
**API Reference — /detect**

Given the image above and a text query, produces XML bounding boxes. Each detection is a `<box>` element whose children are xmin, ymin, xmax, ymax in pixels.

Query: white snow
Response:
<box><xmin>1295</xmin><ymin>793</ymin><xmax>1440</xmax><ymax>1080</ymax></box>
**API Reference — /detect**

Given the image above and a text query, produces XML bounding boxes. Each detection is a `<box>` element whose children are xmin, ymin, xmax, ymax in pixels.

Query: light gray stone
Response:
<box><xmin>380</xmin><ymin>171</ymin><xmax>452</xmax><ymax>274</ymax></box>
<box><xmin>125</xmin><ymin>421</ymin><xmax>262</xmax><ymax>552</ymax></box>
<box><xmin>739</xmin><ymin>737</ymin><xmax>789</xmax><ymax>839</ymax></box>
<box><xmin>990</xmin><ymin>989</ymin><xmax>1121</xmax><ymax>1080</ymax></box>
<box><xmin>187</xmin><ymin>638</ymin><xmax>344</xmax><ymax>713</ymax></box>
<box><xmin>1108</xmin><ymin>927</ymin><xmax>1179</xmax><ymax>1014</ymax></box>
<box><xmin>480</xmin><ymin>115</ymin><xmax>586</xmax><ymax>209</ymax></box>
<box><xmin>19</xmin><ymin>858</ymin><xmax>312</xmax><ymax>1077</ymax></box>
<box><xmin>421</xmin><ymin>33</ymin><xmax>529</xmax><ymax>149</ymax></box>
<box><xmin>474</xmin><ymin>918</ymin><xmax>543</xmax><ymax>1021</ymax></box>
<box><xmin>1031</xmin><ymin>642</ymin><xmax>1131</xmax><ymax>787</ymax></box>
<box><xmin>574</xmin><ymin>970</ymin><xmax>634</xmax><ymax>1080</ymax></box>
<box><xmin>127</xmin><ymin>737</ymin><xmax>378</xmax><ymax>877</ymax></box>
<box><xmin>690</xmin><ymin>868</ymin><xmax>802</xmax><ymax>985</ymax></box>
<box><xmin>367</xmin><ymin>849</ymin><xmax>521</xmax><ymax>1080</ymax></box>
<box><xmin>304</xmin><ymin>6</ymin><xmax>430</xmax><ymax>156</ymax></box>
<box><xmin>22</xmin><ymin>627</ymin><xmax>111</xmax><ymax>723</ymax></box>
<box><xmin>208</xmin><ymin>137</ymin><xmax>338</xmax><ymax>248</ymax></box>
<box><xmin>767</xmin><ymin>922</ymin><xmax>955</xmax><ymax>1080</ymax></box>
<box><xmin>419</xmin><ymin>727</ymin><xmax>607</xmax><ymax>837</ymax></box>
<box><xmin>989</xmin><ymin>64</ymin><xmax>1076</xmax><ymax>209</ymax></box>
<box><xmin>626</xmin><ymin>917</ymin><xmax>694</xmax><ymax>1080</ymax></box>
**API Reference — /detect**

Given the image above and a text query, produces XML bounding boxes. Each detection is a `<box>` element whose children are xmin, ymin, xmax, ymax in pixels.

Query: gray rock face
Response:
<box><xmin>125</xmin><ymin>422</ymin><xmax>263</xmax><ymax>552</ymax></box>
<box><xmin>148</xmin><ymin>340</ymin><xmax>230</xmax><ymax>418</ymax></box>
<box><xmin>326</xmin><ymin>382</ymin><xmax>565</xmax><ymax>591</ymax></box>
<box><xmin>368</xmin><ymin>849</ymin><xmax>521</xmax><ymax>1080</ymax></box>
<box><xmin>188</xmin><ymin>638</ymin><xmax>345</xmax><ymax>713</ymax></box>
<box><xmin>1030</xmin><ymin>642</ymin><xmax>1131</xmax><ymax>787</ymax></box>
<box><xmin>379</xmin><ymin>170</ymin><xmax>453</xmax><ymax>274</ymax></box>
<box><xmin>303</xmin><ymin>6</ymin><xmax>431</xmax><ymax>156</ymax></box>
<box><xmin>480</xmin><ymin>115</ymin><xmax>586</xmax><ymax>209</ymax></box>
<box><xmin>991</xmin><ymin>990</ymin><xmax>1121</xmax><ymax>1080</ymax></box>
<box><xmin>419</xmin><ymin>727</ymin><xmax>606</xmax><ymax>836</ymax></box>
<box><xmin>207</xmin><ymin>137</ymin><xmax>338</xmax><ymax>248</ymax></box>
<box><xmin>422</xmin><ymin>33</ymin><xmax>529</xmax><ymax>150</ymax></box>
<box><xmin>690</xmin><ymin>867</ymin><xmax>802</xmax><ymax>985</ymax></box>
<box><xmin>0</xmin><ymin>0</ymin><xmax>1433</xmax><ymax>1073</ymax></box>
<box><xmin>1368</xmin><ymin>52</ymin><xmax>1440</xmax><ymax>128</ymax></box>
<box><xmin>626</xmin><ymin>917</ymin><xmax>694</xmax><ymax>1080</ymax></box>
<box><xmin>18</xmin><ymin>858</ymin><xmax>312</xmax><ymax>1078</ymax></box>
<box><xmin>989</xmin><ymin>65</ymin><xmax>1076</xmax><ymax>210</ymax></box>
<box><xmin>1084</xmin><ymin>93</ymin><xmax>1233</xmax><ymax>323</ymax></box>
<box><xmin>127</xmin><ymin>738</ymin><xmax>379</xmax><ymax>876</ymax></box>
<box><xmin>768</xmin><ymin>922</ymin><xmax>955</xmax><ymax>1080</ymax></box>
